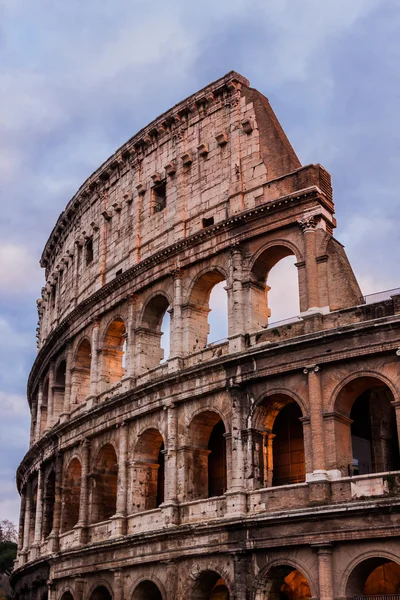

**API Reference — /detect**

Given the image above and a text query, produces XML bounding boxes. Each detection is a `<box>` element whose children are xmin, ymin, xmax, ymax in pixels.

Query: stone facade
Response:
<box><xmin>11</xmin><ymin>72</ymin><xmax>400</xmax><ymax>600</ymax></box>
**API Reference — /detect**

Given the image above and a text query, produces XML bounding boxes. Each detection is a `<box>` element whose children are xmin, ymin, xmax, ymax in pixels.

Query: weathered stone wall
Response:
<box><xmin>12</xmin><ymin>72</ymin><xmax>400</xmax><ymax>600</ymax></box>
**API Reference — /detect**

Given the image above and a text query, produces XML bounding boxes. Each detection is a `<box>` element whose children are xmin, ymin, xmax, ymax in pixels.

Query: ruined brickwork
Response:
<box><xmin>11</xmin><ymin>72</ymin><xmax>400</xmax><ymax>600</ymax></box>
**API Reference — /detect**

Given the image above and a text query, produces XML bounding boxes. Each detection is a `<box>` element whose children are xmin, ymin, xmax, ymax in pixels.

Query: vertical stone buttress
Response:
<box><xmin>306</xmin><ymin>366</ymin><xmax>327</xmax><ymax>478</ymax></box>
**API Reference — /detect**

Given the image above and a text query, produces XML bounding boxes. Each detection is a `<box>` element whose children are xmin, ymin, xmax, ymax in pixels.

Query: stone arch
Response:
<box><xmin>184</xmin><ymin>266</ymin><xmax>229</xmax><ymax>354</ymax></box>
<box><xmin>132</xmin><ymin>428</ymin><xmax>165</xmax><ymax>511</ymax></box>
<box><xmin>332</xmin><ymin>373</ymin><xmax>400</xmax><ymax>476</ymax></box>
<box><xmin>129</xmin><ymin>575</ymin><xmax>166</xmax><ymax>600</ymax></box>
<box><xmin>331</xmin><ymin>370</ymin><xmax>400</xmax><ymax>413</ymax></box>
<box><xmin>87</xmin><ymin>583</ymin><xmax>113</xmax><ymax>600</ymax></box>
<box><xmin>253</xmin><ymin>559</ymin><xmax>316</xmax><ymax>600</ymax></box>
<box><xmin>101</xmin><ymin>317</ymin><xmax>126</xmax><ymax>389</ymax></box>
<box><xmin>250</xmin><ymin>393</ymin><xmax>306</xmax><ymax>488</ymax></box>
<box><xmin>131</xmin><ymin>580</ymin><xmax>164</xmax><ymax>600</ymax></box>
<box><xmin>190</xmin><ymin>569</ymin><xmax>232</xmax><ymax>600</ymax></box>
<box><xmin>72</xmin><ymin>337</ymin><xmax>91</xmax><ymax>404</ymax></box>
<box><xmin>90</xmin><ymin>443</ymin><xmax>118</xmax><ymax>523</ymax></box>
<box><xmin>61</xmin><ymin>456</ymin><xmax>81</xmax><ymax>533</ymax></box>
<box><xmin>59</xmin><ymin>590</ymin><xmax>74</xmax><ymax>600</ymax></box>
<box><xmin>42</xmin><ymin>469</ymin><xmax>56</xmax><ymax>538</ymax></box>
<box><xmin>186</xmin><ymin>410</ymin><xmax>227</xmax><ymax>500</ymax></box>
<box><xmin>137</xmin><ymin>292</ymin><xmax>171</xmax><ymax>372</ymax></box>
<box><xmin>248</xmin><ymin>241</ymin><xmax>302</xmax><ymax>331</ymax></box>
<box><xmin>343</xmin><ymin>553</ymin><xmax>400</xmax><ymax>598</ymax></box>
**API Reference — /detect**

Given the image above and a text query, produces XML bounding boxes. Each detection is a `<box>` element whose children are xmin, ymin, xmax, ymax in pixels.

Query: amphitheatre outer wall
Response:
<box><xmin>11</xmin><ymin>72</ymin><xmax>400</xmax><ymax>600</ymax></box>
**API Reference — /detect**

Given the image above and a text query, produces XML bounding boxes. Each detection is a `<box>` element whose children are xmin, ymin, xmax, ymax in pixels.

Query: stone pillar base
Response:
<box><xmin>85</xmin><ymin>395</ymin><xmax>99</xmax><ymax>410</ymax></box>
<box><xmin>59</xmin><ymin>412</ymin><xmax>70</xmax><ymax>424</ymax></box>
<box><xmin>308</xmin><ymin>480</ymin><xmax>331</xmax><ymax>504</ymax></box>
<box><xmin>110</xmin><ymin>514</ymin><xmax>127</xmax><ymax>537</ymax></box>
<box><xmin>168</xmin><ymin>357</ymin><xmax>185</xmax><ymax>373</ymax></box>
<box><xmin>161</xmin><ymin>502</ymin><xmax>180</xmax><ymax>527</ymax></box>
<box><xmin>224</xmin><ymin>490</ymin><xmax>247</xmax><ymax>517</ymax></box>
<box><xmin>228</xmin><ymin>334</ymin><xmax>247</xmax><ymax>354</ymax></box>
<box><xmin>48</xmin><ymin>533</ymin><xmax>59</xmax><ymax>553</ymax></box>
<box><xmin>73</xmin><ymin>523</ymin><xmax>88</xmax><ymax>545</ymax></box>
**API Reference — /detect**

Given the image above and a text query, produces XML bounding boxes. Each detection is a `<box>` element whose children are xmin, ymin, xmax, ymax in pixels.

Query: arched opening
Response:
<box><xmin>91</xmin><ymin>444</ymin><xmax>118</xmax><ymax>523</ymax></box>
<box><xmin>101</xmin><ymin>318</ymin><xmax>126</xmax><ymax>388</ymax></box>
<box><xmin>138</xmin><ymin>294</ymin><xmax>170</xmax><ymax>372</ymax></box>
<box><xmin>335</xmin><ymin>377</ymin><xmax>400</xmax><ymax>476</ymax></box>
<box><xmin>208</xmin><ymin>420</ymin><xmax>227</xmax><ymax>497</ymax></box>
<box><xmin>60</xmin><ymin>593</ymin><xmax>74</xmax><ymax>600</ymax></box>
<box><xmin>346</xmin><ymin>558</ymin><xmax>400</xmax><ymax>598</ymax></box>
<box><xmin>255</xmin><ymin>565</ymin><xmax>311</xmax><ymax>600</ymax></box>
<box><xmin>132</xmin><ymin>580</ymin><xmax>163</xmax><ymax>600</ymax></box>
<box><xmin>192</xmin><ymin>570</ymin><xmax>230</xmax><ymax>600</ymax></box>
<box><xmin>73</xmin><ymin>339</ymin><xmax>91</xmax><ymax>404</ymax></box>
<box><xmin>208</xmin><ymin>280</ymin><xmax>228</xmax><ymax>345</ymax></box>
<box><xmin>54</xmin><ymin>360</ymin><xmax>66</xmax><ymax>419</ymax></box>
<box><xmin>42</xmin><ymin>470</ymin><xmax>56</xmax><ymax>538</ymax></box>
<box><xmin>250</xmin><ymin>245</ymin><xmax>300</xmax><ymax>331</ymax></box>
<box><xmin>188</xmin><ymin>411</ymin><xmax>227</xmax><ymax>500</ymax></box>
<box><xmin>185</xmin><ymin>270</ymin><xmax>227</xmax><ymax>354</ymax></box>
<box><xmin>41</xmin><ymin>378</ymin><xmax>49</xmax><ymax>433</ymax></box>
<box><xmin>251</xmin><ymin>395</ymin><xmax>305</xmax><ymax>488</ymax></box>
<box><xmin>89</xmin><ymin>586</ymin><xmax>112</xmax><ymax>600</ymax></box>
<box><xmin>132</xmin><ymin>429</ymin><xmax>165</xmax><ymax>511</ymax></box>
<box><xmin>61</xmin><ymin>457</ymin><xmax>81</xmax><ymax>533</ymax></box>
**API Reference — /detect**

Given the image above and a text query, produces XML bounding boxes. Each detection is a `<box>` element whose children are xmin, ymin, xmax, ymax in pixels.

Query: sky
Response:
<box><xmin>1</xmin><ymin>0</ymin><xmax>400</xmax><ymax>524</ymax></box>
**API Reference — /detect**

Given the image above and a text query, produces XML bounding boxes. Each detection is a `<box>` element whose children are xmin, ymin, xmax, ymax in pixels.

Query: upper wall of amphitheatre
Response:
<box><xmin>36</xmin><ymin>70</ymin><xmax>337</xmax><ymax>350</ymax></box>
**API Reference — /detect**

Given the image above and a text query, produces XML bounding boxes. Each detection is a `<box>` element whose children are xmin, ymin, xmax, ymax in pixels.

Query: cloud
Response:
<box><xmin>0</xmin><ymin>245</ymin><xmax>43</xmax><ymax>297</ymax></box>
<box><xmin>0</xmin><ymin>391</ymin><xmax>29</xmax><ymax>418</ymax></box>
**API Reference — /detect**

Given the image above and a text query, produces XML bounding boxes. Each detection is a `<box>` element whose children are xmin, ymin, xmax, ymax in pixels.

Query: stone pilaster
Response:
<box><xmin>22</xmin><ymin>481</ymin><xmax>31</xmax><ymax>555</ymax></box>
<box><xmin>61</xmin><ymin>343</ymin><xmax>73</xmax><ymax>419</ymax></box>
<box><xmin>299</xmin><ymin>215</ymin><xmax>319</xmax><ymax>311</ymax></box>
<box><xmin>48</xmin><ymin>452</ymin><xmax>63</xmax><ymax>552</ymax></box>
<box><xmin>34</xmin><ymin>380</ymin><xmax>44</xmax><ymax>442</ymax></box>
<box><xmin>89</xmin><ymin>319</ymin><xmax>100</xmax><ymax>398</ymax></box>
<box><xmin>314</xmin><ymin>544</ymin><xmax>334</xmax><ymax>600</ymax></box>
<box><xmin>75</xmin><ymin>439</ymin><xmax>90</xmax><ymax>544</ymax></box>
<box><xmin>113</xmin><ymin>423</ymin><xmax>128</xmax><ymax>536</ymax></box>
<box><xmin>33</xmin><ymin>466</ymin><xmax>43</xmax><ymax>546</ymax></box>
<box><xmin>47</xmin><ymin>361</ymin><xmax>55</xmax><ymax>428</ymax></box>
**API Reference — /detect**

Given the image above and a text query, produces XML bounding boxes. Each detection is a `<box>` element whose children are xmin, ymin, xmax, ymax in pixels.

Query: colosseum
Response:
<box><xmin>11</xmin><ymin>71</ymin><xmax>400</xmax><ymax>600</ymax></box>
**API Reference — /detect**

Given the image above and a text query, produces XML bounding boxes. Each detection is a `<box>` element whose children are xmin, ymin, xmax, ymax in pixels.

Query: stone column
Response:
<box><xmin>17</xmin><ymin>490</ymin><xmax>26</xmax><ymax>554</ymax></box>
<box><xmin>113</xmin><ymin>423</ymin><xmax>128</xmax><ymax>536</ymax></box>
<box><xmin>113</xmin><ymin>569</ymin><xmax>124</xmax><ymax>600</ymax></box>
<box><xmin>61</xmin><ymin>343</ymin><xmax>73</xmax><ymax>419</ymax></box>
<box><xmin>169</xmin><ymin>269</ymin><xmax>184</xmax><ymax>364</ymax></box>
<box><xmin>392</xmin><ymin>399</ymin><xmax>400</xmax><ymax>457</ymax></box>
<box><xmin>306</xmin><ymin>366</ymin><xmax>327</xmax><ymax>478</ymax></box>
<box><xmin>75</xmin><ymin>578</ymin><xmax>86</xmax><ymax>600</ymax></box>
<box><xmin>315</xmin><ymin>544</ymin><xmax>334</xmax><ymax>600</ymax></box>
<box><xmin>33</xmin><ymin>467</ymin><xmax>44</xmax><ymax>546</ymax></box>
<box><xmin>22</xmin><ymin>481</ymin><xmax>32</xmax><ymax>554</ymax></box>
<box><xmin>124</xmin><ymin>295</ymin><xmax>137</xmax><ymax>380</ymax></box>
<box><xmin>226</xmin><ymin>388</ymin><xmax>246</xmax><ymax>517</ymax></box>
<box><xmin>29</xmin><ymin>404</ymin><xmax>37</xmax><ymax>447</ymax></box>
<box><xmin>34</xmin><ymin>381</ymin><xmax>44</xmax><ymax>442</ymax></box>
<box><xmin>228</xmin><ymin>246</ymin><xmax>247</xmax><ymax>353</ymax></box>
<box><xmin>299</xmin><ymin>215</ymin><xmax>319</xmax><ymax>311</ymax></box>
<box><xmin>162</xmin><ymin>403</ymin><xmax>180</xmax><ymax>525</ymax></box>
<box><xmin>76</xmin><ymin>439</ymin><xmax>90</xmax><ymax>544</ymax></box>
<box><xmin>49</xmin><ymin>452</ymin><xmax>63</xmax><ymax>552</ymax></box>
<box><xmin>89</xmin><ymin>320</ymin><xmax>100</xmax><ymax>397</ymax></box>
<box><xmin>47</xmin><ymin>361</ymin><xmax>55</xmax><ymax>428</ymax></box>
<box><xmin>73</xmin><ymin>241</ymin><xmax>82</xmax><ymax>307</ymax></box>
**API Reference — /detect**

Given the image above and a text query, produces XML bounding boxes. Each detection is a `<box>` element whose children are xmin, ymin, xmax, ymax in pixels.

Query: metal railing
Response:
<box><xmin>354</xmin><ymin>595</ymin><xmax>400</xmax><ymax>600</ymax></box>
<box><xmin>363</xmin><ymin>287</ymin><xmax>400</xmax><ymax>305</ymax></box>
<box><xmin>266</xmin><ymin>316</ymin><xmax>303</xmax><ymax>329</ymax></box>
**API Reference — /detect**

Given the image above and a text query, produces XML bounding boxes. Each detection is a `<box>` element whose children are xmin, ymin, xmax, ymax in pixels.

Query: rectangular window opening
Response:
<box><xmin>202</xmin><ymin>216</ymin><xmax>214</xmax><ymax>228</ymax></box>
<box><xmin>152</xmin><ymin>181</ymin><xmax>166</xmax><ymax>214</ymax></box>
<box><xmin>116</xmin><ymin>269</ymin><xmax>123</xmax><ymax>277</ymax></box>
<box><xmin>85</xmin><ymin>238</ymin><xmax>94</xmax><ymax>265</ymax></box>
